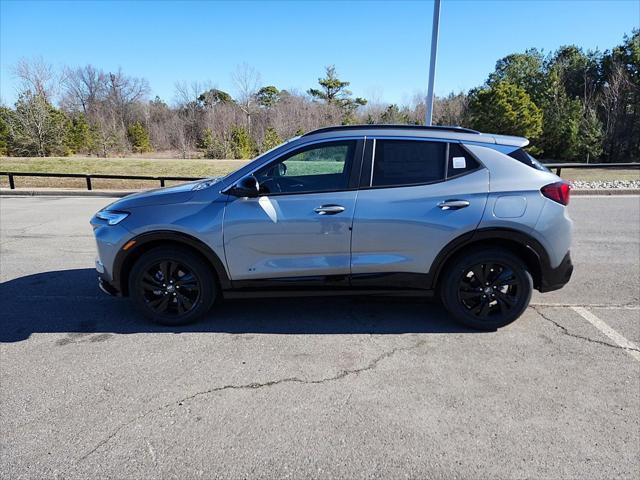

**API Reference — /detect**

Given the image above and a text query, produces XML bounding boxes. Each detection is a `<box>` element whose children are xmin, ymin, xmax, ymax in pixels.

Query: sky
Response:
<box><xmin>1</xmin><ymin>0</ymin><xmax>638</xmax><ymax>106</ymax></box>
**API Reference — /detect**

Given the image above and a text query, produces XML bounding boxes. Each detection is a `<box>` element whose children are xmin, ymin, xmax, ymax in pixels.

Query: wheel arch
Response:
<box><xmin>113</xmin><ymin>230</ymin><xmax>231</xmax><ymax>296</ymax></box>
<box><xmin>430</xmin><ymin>228</ymin><xmax>550</xmax><ymax>292</ymax></box>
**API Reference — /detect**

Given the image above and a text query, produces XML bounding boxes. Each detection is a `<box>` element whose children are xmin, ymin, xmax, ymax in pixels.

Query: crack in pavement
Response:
<box><xmin>531</xmin><ymin>306</ymin><xmax>640</xmax><ymax>353</ymax></box>
<box><xmin>75</xmin><ymin>337</ymin><xmax>427</xmax><ymax>464</ymax></box>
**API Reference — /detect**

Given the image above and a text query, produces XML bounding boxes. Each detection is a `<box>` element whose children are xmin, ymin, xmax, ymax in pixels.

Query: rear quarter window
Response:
<box><xmin>507</xmin><ymin>148</ymin><xmax>550</xmax><ymax>172</ymax></box>
<box><xmin>447</xmin><ymin>143</ymin><xmax>480</xmax><ymax>178</ymax></box>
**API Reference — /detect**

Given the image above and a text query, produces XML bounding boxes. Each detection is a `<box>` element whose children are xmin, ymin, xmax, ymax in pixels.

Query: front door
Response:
<box><xmin>223</xmin><ymin>139</ymin><xmax>362</xmax><ymax>282</ymax></box>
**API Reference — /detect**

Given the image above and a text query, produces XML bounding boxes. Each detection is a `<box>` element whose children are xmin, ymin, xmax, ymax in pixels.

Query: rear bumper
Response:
<box><xmin>539</xmin><ymin>251</ymin><xmax>573</xmax><ymax>292</ymax></box>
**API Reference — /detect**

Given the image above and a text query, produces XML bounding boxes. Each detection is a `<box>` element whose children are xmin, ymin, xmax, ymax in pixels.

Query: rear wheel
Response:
<box><xmin>440</xmin><ymin>248</ymin><xmax>533</xmax><ymax>330</ymax></box>
<box><xmin>129</xmin><ymin>247</ymin><xmax>217</xmax><ymax>326</ymax></box>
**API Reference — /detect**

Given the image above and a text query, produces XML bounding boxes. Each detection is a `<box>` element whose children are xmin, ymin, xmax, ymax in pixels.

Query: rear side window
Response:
<box><xmin>507</xmin><ymin>148</ymin><xmax>550</xmax><ymax>172</ymax></box>
<box><xmin>372</xmin><ymin>140</ymin><xmax>445</xmax><ymax>187</ymax></box>
<box><xmin>447</xmin><ymin>143</ymin><xmax>480</xmax><ymax>178</ymax></box>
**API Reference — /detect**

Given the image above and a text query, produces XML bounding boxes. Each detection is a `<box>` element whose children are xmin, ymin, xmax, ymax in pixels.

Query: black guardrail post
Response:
<box><xmin>8</xmin><ymin>173</ymin><xmax>15</xmax><ymax>189</ymax></box>
<box><xmin>556</xmin><ymin>167</ymin><xmax>561</xmax><ymax>175</ymax></box>
<box><xmin>160</xmin><ymin>178</ymin><xmax>165</xmax><ymax>187</ymax></box>
<box><xmin>86</xmin><ymin>176</ymin><xmax>92</xmax><ymax>191</ymax></box>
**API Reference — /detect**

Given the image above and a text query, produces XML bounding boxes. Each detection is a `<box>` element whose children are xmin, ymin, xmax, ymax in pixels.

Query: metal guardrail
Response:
<box><xmin>0</xmin><ymin>163</ymin><xmax>638</xmax><ymax>190</ymax></box>
<box><xmin>0</xmin><ymin>172</ymin><xmax>200</xmax><ymax>190</ymax></box>
<box><xmin>543</xmin><ymin>162</ymin><xmax>639</xmax><ymax>176</ymax></box>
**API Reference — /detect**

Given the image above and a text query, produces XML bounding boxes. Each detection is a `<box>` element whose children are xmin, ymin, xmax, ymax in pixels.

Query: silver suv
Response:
<box><xmin>91</xmin><ymin>125</ymin><xmax>573</xmax><ymax>330</ymax></box>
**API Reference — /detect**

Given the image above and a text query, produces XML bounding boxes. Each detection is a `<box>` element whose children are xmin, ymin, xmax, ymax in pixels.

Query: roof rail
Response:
<box><xmin>301</xmin><ymin>124</ymin><xmax>481</xmax><ymax>137</ymax></box>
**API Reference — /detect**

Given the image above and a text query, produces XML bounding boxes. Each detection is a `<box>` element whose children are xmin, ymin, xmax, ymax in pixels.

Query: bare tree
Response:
<box><xmin>13</xmin><ymin>57</ymin><xmax>57</xmax><ymax>100</ymax></box>
<box><xmin>232</xmin><ymin>63</ymin><xmax>261</xmax><ymax>129</ymax></box>
<box><xmin>60</xmin><ymin>65</ymin><xmax>107</xmax><ymax>114</ymax></box>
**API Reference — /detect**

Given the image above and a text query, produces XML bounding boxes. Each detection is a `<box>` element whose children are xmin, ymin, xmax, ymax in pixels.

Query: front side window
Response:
<box><xmin>255</xmin><ymin>141</ymin><xmax>356</xmax><ymax>194</ymax></box>
<box><xmin>372</xmin><ymin>140</ymin><xmax>446</xmax><ymax>187</ymax></box>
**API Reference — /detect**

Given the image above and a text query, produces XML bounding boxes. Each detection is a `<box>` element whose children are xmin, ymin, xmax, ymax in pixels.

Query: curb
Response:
<box><xmin>1</xmin><ymin>188</ymin><xmax>639</xmax><ymax>198</ymax></box>
<box><xmin>570</xmin><ymin>189</ymin><xmax>640</xmax><ymax>196</ymax></box>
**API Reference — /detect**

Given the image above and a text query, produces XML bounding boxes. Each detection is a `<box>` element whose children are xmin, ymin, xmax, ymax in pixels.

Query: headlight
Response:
<box><xmin>96</xmin><ymin>210</ymin><xmax>129</xmax><ymax>225</ymax></box>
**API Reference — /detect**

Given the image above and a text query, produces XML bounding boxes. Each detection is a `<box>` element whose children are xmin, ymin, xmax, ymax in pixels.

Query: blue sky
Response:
<box><xmin>1</xmin><ymin>0</ymin><xmax>638</xmax><ymax>106</ymax></box>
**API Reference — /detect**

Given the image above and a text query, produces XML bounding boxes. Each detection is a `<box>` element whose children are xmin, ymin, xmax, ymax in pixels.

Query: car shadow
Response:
<box><xmin>0</xmin><ymin>268</ymin><xmax>482</xmax><ymax>342</ymax></box>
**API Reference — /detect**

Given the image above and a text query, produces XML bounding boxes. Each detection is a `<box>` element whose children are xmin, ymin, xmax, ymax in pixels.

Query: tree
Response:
<box><xmin>577</xmin><ymin>105</ymin><xmax>603</xmax><ymax>162</ymax></box>
<box><xmin>488</xmin><ymin>49</ymin><xmax>546</xmax><ymax>104</ymax></box>
<box><xmin>539</xmin><ymin>64</ymin><xmax>584</xmax><ymax>160</ymax></box>
<box><xmin>467</xmin><ymin>81</ymin><xmax>543</xmax><ymax>140</ymax></box>
<box><xmin>0</xmin><ymin>107</ymin><xmax>12</xmax><ymax>155</ymax></box>
<box><xmin>127</xmin><ymin>121</ymin><xmax>152</xmax><ymax>153</ymax></box>
<box><xmin>65</xmin><ymin>113</ymin><xmax>94</xmax><ymax>153</ymax></box>
<box><xmin>8</xmin><ymin>91</ymin><xmax>70</xmax><ymax>156</ymax></box>
<box><xmin>232</xmin><ymin>63</ymin><xmax>261</xmax><ymax>129</ymax></box>
<box><xmin>61</xmin><ymin>65</ymin><xmax>107</xmax><ymax>114</ymax></box>
<box><xmin>256</xmin><ymin>86</ymin><xmax>280</xmax><ymax>108</ymax></box>
<box><xmin>307</xmin><ymin>65</ymin><xmax>367</xmax><ymax>115</ymax></box>
<box><xmin>197</xmin><ymin>88</ymin><xmax>233</xmax><ymax>107</ymax></box>
<box><xmin>261</xmin><ymin>127</ymin><xmax>282</xmax><ymax>152</ymax></box>
<box><xmin>230</xmin><ymin>125</ymin><xmax>257</xmax><ymax>159</ymax></box>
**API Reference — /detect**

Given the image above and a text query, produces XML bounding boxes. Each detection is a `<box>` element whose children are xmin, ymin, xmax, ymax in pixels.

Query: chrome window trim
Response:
<box><xmin>369</xmin><ymin>138</ymin><xmax>376</xmax><ymax>187</ymax></box>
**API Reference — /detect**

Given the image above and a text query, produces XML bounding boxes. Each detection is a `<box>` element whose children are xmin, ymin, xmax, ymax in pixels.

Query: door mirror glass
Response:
<box><xmin>229</xmin><ymin>175</ymin><xmax>260</xmax><ymax>197</ymax></box>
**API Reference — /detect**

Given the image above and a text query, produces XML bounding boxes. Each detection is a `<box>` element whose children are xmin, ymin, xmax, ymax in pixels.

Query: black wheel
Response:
<box><xmin>128</xmin><ymin>247</ymin><xmax>217</xmax><ymax>326</ymax></box>
<box><xmin>440</xmin><ymin>248</ymin><xmax>533</xmax><ymax>330</ymax></box>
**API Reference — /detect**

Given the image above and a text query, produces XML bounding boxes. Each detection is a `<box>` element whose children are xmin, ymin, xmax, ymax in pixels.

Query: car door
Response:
<box><xmin>350</xmin><ymin>138</ymin><xmax>489</xmax><ymax>284</ymax></box>
<box><xmin>223</xmin><ymin>138</ymin><xmax>363</xmax><ymax>283</ymax></box>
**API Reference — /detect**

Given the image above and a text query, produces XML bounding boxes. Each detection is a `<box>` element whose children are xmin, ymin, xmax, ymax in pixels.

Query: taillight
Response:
<box><xmin>541</xmin><ymin>181</ymin><xmax>571</xmax><ymax>206</ymax></box>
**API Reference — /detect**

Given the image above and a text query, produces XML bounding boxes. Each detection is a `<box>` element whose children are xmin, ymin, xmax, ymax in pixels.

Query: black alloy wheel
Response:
<box><xmin>441</xmin><ymin>248</ymin><xmax>533</xmax><ymax>330</ymax></box>
<box><xmin>129</xmin><ymin>247</ymin><xmax>217</xmax><ymax>325</ymax></box>
<box><xmin>457</xmin><ymin>262</ymin><xmax>521</xmax><ymax>319</ymax></box>
<box><xmin>141</xmin><ymin>260</ymin><xmax>201</xmax><ymax>316</ymax></box>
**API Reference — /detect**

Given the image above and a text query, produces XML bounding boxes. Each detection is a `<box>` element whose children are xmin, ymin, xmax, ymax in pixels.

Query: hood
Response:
<box><xmin>105</xmin><ymin>178</ymin><xmax>220</xmax><ymax>210</ymax></box>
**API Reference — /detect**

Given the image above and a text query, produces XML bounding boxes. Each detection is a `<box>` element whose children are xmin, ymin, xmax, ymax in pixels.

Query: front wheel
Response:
<box><xmin>440</xmin><ymin>248</ymin><xmax>533</xmax><ymax>330</ymax></box>
<box><xmin>128</xmin><ymin>247</ymin><xmax>217</xmax><ymax>326</ymax></box>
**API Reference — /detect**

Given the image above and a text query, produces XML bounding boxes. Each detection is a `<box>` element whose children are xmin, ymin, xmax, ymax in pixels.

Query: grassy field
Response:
<box><xmin>1</xmin><ymin>156</ymin><xmax>638</xmax><ymax>190</ymax></box>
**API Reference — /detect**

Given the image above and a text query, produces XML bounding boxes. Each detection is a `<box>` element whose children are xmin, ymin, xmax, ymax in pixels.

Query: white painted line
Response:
<box><xmin>532</xmin><ymin>302</ymin><xmax>640</xmax><ymax>310</ymax></box>
<box><xmin>571</xmin><ymin>306</ymin><xmax>640</xmax><ymax>362</ymax></box>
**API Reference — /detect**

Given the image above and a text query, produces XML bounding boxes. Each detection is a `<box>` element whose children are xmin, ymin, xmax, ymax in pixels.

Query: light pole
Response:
<box><xmin>425</xmin><ymin>0</ymin><xmax>441</xmax><ymax>126</ymax></box>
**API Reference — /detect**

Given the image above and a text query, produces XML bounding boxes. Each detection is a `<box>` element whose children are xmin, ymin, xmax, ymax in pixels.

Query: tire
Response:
<box><xmin>128</xmin><ymin>246</ymin><xmax>217</xmax><ymax>326</ymax></box>
<box><xmin>440</xmin><ymin>248</ymin><xmax>533</xmax><ymax>330</ymax></box>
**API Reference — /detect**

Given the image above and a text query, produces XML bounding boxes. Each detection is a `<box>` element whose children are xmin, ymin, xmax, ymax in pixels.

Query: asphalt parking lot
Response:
<box><xmin>1</xmin><ymin>195</ymin><xmax>639</xmax><ymax>479</ymax></box>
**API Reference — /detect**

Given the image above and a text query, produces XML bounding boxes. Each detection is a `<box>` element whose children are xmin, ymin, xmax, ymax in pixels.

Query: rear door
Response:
<box><xmin>350</xmin><ymin>138</ymin><xmax>489</xmax><ymax>282</ymax></box>
<box><xmin>223</xmin><ymin>138</ymin><xmax>363</xmax><ymax>282</ymax></box>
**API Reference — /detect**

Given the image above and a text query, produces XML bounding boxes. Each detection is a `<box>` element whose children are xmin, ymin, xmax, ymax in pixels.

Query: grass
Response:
<box><xmin>1</xmin><ymin>156</ymin><xmax>638</xmax><ymax>190</ymax></box>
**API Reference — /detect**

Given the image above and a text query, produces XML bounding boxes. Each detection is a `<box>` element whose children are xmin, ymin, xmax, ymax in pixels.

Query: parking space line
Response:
<box><xmin>571</xmin><ymin>306</ymin><xmax>640</xmax><ymax>362</ymax></box>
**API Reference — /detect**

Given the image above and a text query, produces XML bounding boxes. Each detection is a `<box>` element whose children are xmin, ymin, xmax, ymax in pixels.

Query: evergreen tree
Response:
<box><xmin>467</xmin><ymin>81</ymin><xmax>543</xmax><ymax>140</ymax></box>
<box><xmin>308</xmin><ymin>66</ymin><xmax>367</xmax><ymax>115</ymax></box>
<box><xmin>261</xmin><ymin>127</ymin><xmax>282</xmax><ymax>152</ymax></box>
<box><xmin>230</xmin><ymin>126</ymin><xmax>257</xmax><ymax>159</ymax></box>
<box><xmin>127</xmin><ymin>121</ymin><xmax>152</xmax><ymax>153</ymax></box>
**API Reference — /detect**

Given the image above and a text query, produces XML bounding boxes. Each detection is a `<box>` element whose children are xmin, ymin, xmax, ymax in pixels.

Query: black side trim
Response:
<box><xmin>232</xmin><ymin>274</ymin><xmax>350</xmax><ymax>291</ymax></box>
<box><xmin>112</xmin><ymin>230</ymin><xmax>231</xmax><ymax>295</ymax></box>
<box><xmin>350</xmin><ymin>272</ymin><xmax>431</xmax><ymax>290</ymax></box>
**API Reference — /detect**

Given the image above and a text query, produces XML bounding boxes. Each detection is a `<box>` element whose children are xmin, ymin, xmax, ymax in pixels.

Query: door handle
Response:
<box><xmin>438</xmin><ymin>199</ymin><xmax>470</xmax><ymax>210</ymax></box>
<box><xmin>314</xmin><ymin>205</ymin><xmax>345</xmax><ymax>215</ymax></box>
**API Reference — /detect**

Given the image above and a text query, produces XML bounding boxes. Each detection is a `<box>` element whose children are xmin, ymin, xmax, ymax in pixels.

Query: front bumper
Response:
<box><xmin>98</xmin><ymin>275</ymin><xmax>120</xmax><ymax>296</ymax></box>
<box><xmin>539</xmin><ymin>251</ymin><xmax>573</xmax><ymax>292</ymax></box>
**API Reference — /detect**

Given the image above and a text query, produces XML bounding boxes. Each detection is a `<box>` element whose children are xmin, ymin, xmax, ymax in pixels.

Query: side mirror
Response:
<box><xmin>228</xmin><ymin>175</ymin><xmax>260</xmax><ymax>198</ymax></box>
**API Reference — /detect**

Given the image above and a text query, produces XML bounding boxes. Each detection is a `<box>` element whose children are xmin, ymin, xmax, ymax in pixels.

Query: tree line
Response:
<box><xmin>0</xmin><ymin>30</ymin><xmax>637</xmax><ymax>162</ymax></box>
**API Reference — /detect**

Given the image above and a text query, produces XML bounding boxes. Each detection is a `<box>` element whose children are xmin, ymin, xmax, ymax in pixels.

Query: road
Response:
<box><xmin>1</xmin><ymin>195</ymin><xmax>639</xmax><ymax>479</ymax></box>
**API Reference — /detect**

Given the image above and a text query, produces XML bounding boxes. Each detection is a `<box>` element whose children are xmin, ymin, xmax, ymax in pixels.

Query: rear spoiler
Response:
<box><xmin>486</xmin><ymin>134</ymin><xmax>529</xmax><ymax>148</ymax></box>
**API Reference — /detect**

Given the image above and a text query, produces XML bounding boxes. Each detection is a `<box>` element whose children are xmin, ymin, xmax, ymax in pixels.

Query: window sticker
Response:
<box><xmin>452</xmin><ymin>156</ymin><xmax>466</xmax><ymax>169</ymax></box>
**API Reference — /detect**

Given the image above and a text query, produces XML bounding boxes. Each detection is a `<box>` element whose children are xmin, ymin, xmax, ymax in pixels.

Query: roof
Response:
<box><xmin>300</xmin><ymin>124</ymin><xmax>529</xmax><ymax>148</ymax></box>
